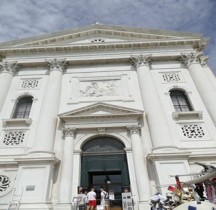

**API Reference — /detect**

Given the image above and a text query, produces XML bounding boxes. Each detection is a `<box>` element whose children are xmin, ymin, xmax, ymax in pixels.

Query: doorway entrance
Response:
<box><xmin>81</xmin><ymin>136</ymin><xmax>130</xmax><ymax>209</ymax></box>
<box><xmin>89</xmin><ymin>171</ymin><xmax>122</xmax><ymax>207</ymax></box>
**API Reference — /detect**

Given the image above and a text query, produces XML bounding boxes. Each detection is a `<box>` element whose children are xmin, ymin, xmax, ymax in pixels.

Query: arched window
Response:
<box><xmin>13</xmin><ymin>96</ymin><xmax>33</xmax><ymax>118</ymax></box>
<box><xmin>82</xmin><ymin>136</ymin><xmax>125</xmax><ymax>154</ymax></box>
<box><xmin>170</xmin><ymin>90</ymin><xmax>193</xmax><ymax>112</ymax></box>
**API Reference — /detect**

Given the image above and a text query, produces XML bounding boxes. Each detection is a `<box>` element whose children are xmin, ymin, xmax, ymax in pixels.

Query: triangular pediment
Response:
<box><xmin>59</xmin><ymin>102</ymin><xmax>143</xmax><ymax>120</ymax></box>
<box><xmin>0</xmin><ymin>24</ymin><xmax>204</xmax><ymax>49</ymax></box>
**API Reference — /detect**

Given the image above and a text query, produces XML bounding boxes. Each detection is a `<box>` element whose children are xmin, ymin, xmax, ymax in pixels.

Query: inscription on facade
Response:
<box><xmin>79</xmin><ymin>80</ymin><xmax>120</xmax><ymax>97</ymax></box>
<box><xmin>21</xmin><ymin>79</ymin><xmax>39</xmax><ymax>89</ymax></box>
<box><xmin>162</xmin><ymin>73</ymin><xmax>181</xmax><ymax>83</ymax></box>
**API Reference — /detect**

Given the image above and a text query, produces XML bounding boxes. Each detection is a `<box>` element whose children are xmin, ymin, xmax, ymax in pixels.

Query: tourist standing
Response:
<box><xmin>87</xmin><ymin>188</ymin><xmax>96</xmax><ymax>210</ymax></box>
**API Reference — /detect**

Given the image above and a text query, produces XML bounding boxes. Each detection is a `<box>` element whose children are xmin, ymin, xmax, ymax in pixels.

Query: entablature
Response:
<box><xmin>0</xmin><ymin>51</ymin><xmax>197</xmax><ymax>69</ymax></box>
<box><xmin>0</xmin><ymin>38</ymin><xmax>204</xmax><ymax>57</ymax></box>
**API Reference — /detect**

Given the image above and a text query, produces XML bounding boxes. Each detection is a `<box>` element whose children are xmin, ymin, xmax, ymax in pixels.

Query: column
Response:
<box><xmin>128</xmin><ymin>126</ymin><xmax>151</xmax><ymax>203</ymax></box>
<box><xmin>72</xmin><ymin>149</ymin><xmax>82</xmax><ymax>198</ymax></box>
<box><xmin>32</xmin><ymin>58</ymin><xmax>67</xmax><ymax>153</ymax></box>
<box><xmin>130</xmin><ymin>55</ymin><xmax>174</xmax><ymax>149</ymax></box>
<box><xmin>0</xmin><ymin>61</ymin><xmax>19</xmax><ymax>111</ymax></box>
<box><xmin>59</xmin><ymin>128</ymin><xmax>76</xmax><ymax>204</ymax></box>
<box><xmin>180</xmin><ymin>52</ymin><xmax>216</xmax><ymax>124</ymax></box>
<box><xmin>125</xmin><ymin>148</ymin><xmax>139</xmax><ymax>210</ymax></box>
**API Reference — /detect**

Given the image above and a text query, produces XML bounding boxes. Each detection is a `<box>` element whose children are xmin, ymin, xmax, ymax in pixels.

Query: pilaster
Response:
<box><xmin>127</xmin><ymin>126</ymin><xmax>151</xmax><ymax>203</ymax></box>
<box><xmin>58</xmin><ymin>128</ymin><xmax>76</xmax><ymax>204</ymax></box>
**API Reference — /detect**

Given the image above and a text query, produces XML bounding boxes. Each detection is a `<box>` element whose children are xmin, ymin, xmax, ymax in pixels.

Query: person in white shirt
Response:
<box><xmin>100</xmin><ymin>187</ymin><xmax>108</xmax><ymax>210</ymax></box>
<box><xmin>77</xmin><ymin>188</ymin><xmax>85</xmax><ymax>210</ymax></box>
<box><xmin>87</xmin><ymin>188</ymin><xmax>96</xmax><ymax>210</ymax></box>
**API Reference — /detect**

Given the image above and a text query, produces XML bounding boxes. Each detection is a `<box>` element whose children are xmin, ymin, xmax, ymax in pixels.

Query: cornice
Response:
<box><xmin>14</xmin><ymin>156</ymin><xmax>60</xmax><ymax>164</ymax></box>
<box><xmin>59</xmin><ymin>102</ymin><xmax>143</xmax><ymax>121</ymax></box>
<box><xmin>61</xmin><ymin>113</ymin><xmax>142</xmax><ymax>122</ymax></box>
<box><xmin>0</xmin><ymin>38</ymin><xmax>206</xmax><ymax>56</ymax></box>
<box><xmin>0</xmin><ymin>160</ymin><xmax>18</xmax><ymax>166</ymax></box>
<box><xmin>0</xmin><ymin>154</ymin><xmax>60</xmax><ymax>165</ymax></box>
<box><xmin>189</xmin><ymin>152</ymin><xmax>216</xmax><ymax>160</ymax></box>
<box><xmin>147</xmin><ymin>152</ymin><xmax>191</xmax><ymax>161</ymax></box>
<box><xmin>148</xmin><ymin>150</ymin><xmax>216</xmax><ymax>161</ymax></box>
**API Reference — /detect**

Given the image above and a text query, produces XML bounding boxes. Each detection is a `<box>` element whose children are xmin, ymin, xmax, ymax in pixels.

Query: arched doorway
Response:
<box><xmin>81</xmin><ymin>136</ymin><xmax>130</xmax><ymax>209</ymax></box>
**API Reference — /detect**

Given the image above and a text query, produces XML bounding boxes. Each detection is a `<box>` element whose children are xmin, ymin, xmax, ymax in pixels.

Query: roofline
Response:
<box><xmin>0</xmin><ymin>38</ymin><xmax>208</xmax><ymax>58</ymax></box>
<box><xmin>0</xmin><ymin>23</ymin><xmax>205</xmax><ymax>48</ymax></box>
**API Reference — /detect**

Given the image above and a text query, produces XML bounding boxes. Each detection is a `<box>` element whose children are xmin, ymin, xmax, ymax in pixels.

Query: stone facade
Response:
<box><xmin>0</xmin><ymin>24</ymin><xmax>216</xmax><ymax>210</ymax></box>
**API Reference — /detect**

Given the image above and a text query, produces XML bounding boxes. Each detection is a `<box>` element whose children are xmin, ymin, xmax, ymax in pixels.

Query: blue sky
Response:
<box><xmin>0</xmin><ymin>0</ymin><xmax>215</xmax><ymax>74</ymax></box>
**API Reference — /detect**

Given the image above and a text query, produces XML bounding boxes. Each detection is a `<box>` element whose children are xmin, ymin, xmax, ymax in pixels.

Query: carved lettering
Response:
<box><xmin>162</xmin><ymin>73</ymin><xmax>181</xmax><ymax>83</ymax></box>
<box><xmin>21</xmin><ymin>79</ymin><xmax>39</xmax><ymax>88</ymax></box>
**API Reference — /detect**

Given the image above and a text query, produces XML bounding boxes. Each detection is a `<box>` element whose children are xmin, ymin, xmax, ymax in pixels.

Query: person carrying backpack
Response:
<box><xmin>100</xmin><ymin>187</ymin><xmax>108</xmax><ymax>210</ymax></box>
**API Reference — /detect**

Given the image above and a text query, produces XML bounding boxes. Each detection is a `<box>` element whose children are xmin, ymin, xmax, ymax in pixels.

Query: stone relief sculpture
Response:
<box><xmin>80</xmin><ymin>80</ymin><xmax>119</xmax><ymax>97</ymax></box>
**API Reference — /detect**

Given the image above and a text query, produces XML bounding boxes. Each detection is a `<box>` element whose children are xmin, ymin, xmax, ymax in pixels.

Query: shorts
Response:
<box><xmin>88</xmin><ymin>200</ymin><xmax>96</xmax><ymax>206</ymax></box>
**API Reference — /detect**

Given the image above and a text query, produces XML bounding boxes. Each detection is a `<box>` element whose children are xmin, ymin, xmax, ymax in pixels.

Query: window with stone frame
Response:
<box><xmin>12</xmin><ymin>96</ymin><xmax>33</xmax><ymax>118</ymax></box>
<box><xmin>170</xmin><ymin>89</ymin><xmax>193</xmax><ymax>112</ymax></box>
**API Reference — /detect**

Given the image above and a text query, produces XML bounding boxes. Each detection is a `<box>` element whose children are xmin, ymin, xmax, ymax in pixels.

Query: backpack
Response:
<box><xmin>103</xmin><ymin>191</ymin><xmax>109</xmax><ymax>200</ymax></box>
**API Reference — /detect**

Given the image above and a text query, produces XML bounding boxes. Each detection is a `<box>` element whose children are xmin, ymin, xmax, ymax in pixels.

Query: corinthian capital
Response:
<box><xmin>130</xmin><ymin>54</ymin><xmax>152</xmax><ymax>69</ymax></box>
<box><xmin>46</xmin><ymin>58</ymin><xmax>67</xmax><ymax>72</ymax></box>
<box><xmin>179</xmin><ymin>52</ymin><xmax>204</xmax><ymax>67</ymax></box>
<box><xmin>0</xmin><ymin>61</ymin><xmax>20</xmax><ymax>75</ymax></box>
<box><xmin>199</xmin><ymin>55</ymin><xmax>208</xmax><ymax>67</ymax></box>
<box><xmin>127</xmin><ymin>126</ymin><xmax>140</xmax><ymax>136</ymax></box>
<box><xmin>63</xmin><ymin>128</ymin><xmax>76</xmax><ymax>138</ymax></box>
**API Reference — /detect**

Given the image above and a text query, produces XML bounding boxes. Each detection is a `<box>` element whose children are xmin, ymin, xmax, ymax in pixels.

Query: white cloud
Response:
<box><xmin>0</xmin><ymin>0</ymin><xmax>215</xmax><ymax>73</ymax></box>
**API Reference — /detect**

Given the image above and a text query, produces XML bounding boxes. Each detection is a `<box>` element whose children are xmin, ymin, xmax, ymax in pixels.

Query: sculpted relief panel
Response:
<box><xmin>79</xmin><ymin>80</ymin><xmax>120</xmax><ymax>97</ymax></box>
<box><xmin>69</xmin><ymin>75</ymin><xmax>133</xmax><ymax>104</ymax></box>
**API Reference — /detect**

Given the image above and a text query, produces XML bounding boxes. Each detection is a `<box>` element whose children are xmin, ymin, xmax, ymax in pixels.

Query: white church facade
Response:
<box><xmin>0</xmin><ymin>24</ymin><xmax>216</xmax><ymax>210</ymax></box>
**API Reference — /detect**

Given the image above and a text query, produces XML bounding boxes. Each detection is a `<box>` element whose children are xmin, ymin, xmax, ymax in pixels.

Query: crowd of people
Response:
<box><xmin>77</xmin><ymin>187</ymin><xmax>108</xmax><ymax>210</ymax></box>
